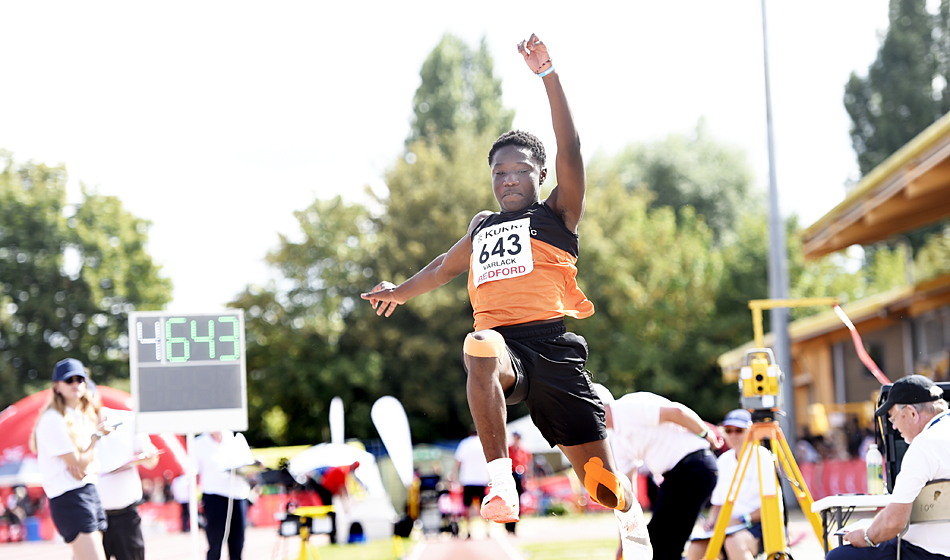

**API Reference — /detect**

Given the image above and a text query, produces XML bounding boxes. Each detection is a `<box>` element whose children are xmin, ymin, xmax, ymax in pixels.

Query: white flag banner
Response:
<box><xmin>371</xmin><ymin>396</ymin><xmax>413</xmax><ymax>488</ymax></box>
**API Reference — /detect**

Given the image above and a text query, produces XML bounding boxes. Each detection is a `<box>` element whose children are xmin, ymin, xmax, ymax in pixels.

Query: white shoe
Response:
<box><xmin>615</xmin><ymin>502</ymin><xmax>652</xmax><ymax>560</ymax></box>
<box><xmin>480</xmin><ymin>481</ymin><xmax>519</xmax><ymax>523</ymax></box>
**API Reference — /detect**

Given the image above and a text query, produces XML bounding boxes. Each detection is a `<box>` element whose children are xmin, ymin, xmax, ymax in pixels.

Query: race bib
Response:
<box><xmin>472</xmin><ymin>217</ymin><xmax>533</xmax><ymax>287</ymax></box>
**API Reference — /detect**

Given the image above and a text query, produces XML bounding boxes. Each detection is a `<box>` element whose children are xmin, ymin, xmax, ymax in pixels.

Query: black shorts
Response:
<box><xmin>48</xmin><ymin>484</ymin><xmax>107</xmax><ymax>543</ymax></box>
<box><xmin>494</xmin><ymin>320</ymin><xmax>606</xmax><ymax>448</ymax></box>
<box><xmin>462</xmin><ymin>485</ymin><xmax>486</xmax><ymax>507</ymax></box>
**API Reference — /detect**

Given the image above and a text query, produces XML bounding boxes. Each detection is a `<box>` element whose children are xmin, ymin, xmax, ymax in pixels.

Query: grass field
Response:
<box><xmin>305</xmin><ymin>534</ymin><xmax>619</xmax><ymax>560</ymax></box>
<box><xmin>519</xmin><ymin>537</ymin><xmax>619</xmax><ymax>560</ymax></box>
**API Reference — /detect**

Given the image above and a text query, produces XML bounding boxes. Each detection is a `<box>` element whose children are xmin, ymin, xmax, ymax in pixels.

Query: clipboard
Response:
<box><xmin>104</xmin><ymin>449</ymin><xmax>164</xmax><ymax>474</ymax></box>
<box><xmin>834</xmin><ymin>517</ymin><xmax>873</xmax><ymax>537</ymax></box>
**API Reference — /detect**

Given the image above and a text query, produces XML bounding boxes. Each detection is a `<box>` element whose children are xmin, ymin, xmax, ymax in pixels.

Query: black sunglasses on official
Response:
<box><xmin>62</xmin><ymin>375</ymin><xmax>86</xmax><ymax>385</ymax></box>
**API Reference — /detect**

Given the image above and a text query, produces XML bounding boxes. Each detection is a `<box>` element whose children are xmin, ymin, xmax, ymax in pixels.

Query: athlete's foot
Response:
<box><xmin>615</xmin><ymin>502</ymin><xmax>652</xmax><ymax>560</ymax></box>
<box><xmin>480</xmin><ymin>481</ymin><xmax>519</xmax><ymax>523</ymax></box>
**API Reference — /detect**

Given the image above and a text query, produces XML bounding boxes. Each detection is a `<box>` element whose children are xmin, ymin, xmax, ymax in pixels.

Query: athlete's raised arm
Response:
<box><xmin>361</xmin><ymin>211</ymin><xmax>491</xmax><ymax>317</ymax></box>
<box><xmin>517</xmin><ymin>34</ymin><xmax>585</xmax><ymax>232</ymax></box>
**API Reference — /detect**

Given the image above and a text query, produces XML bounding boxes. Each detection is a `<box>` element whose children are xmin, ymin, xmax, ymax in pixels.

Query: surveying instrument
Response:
<box><xmin>703</xmin><ymin>299</ymin><xmax>830</xmax><ymax>560</ymax></box>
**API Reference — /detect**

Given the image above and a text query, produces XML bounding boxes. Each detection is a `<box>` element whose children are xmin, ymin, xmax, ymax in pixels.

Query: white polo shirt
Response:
<box><xmin>95</xmin><ymin>408</ymin><xmax>151</xmax><ymax>511</ymax></box>
<box><xmin>890</xmin><ymin>410</ymin><xmax>950</xmax><ymax>556</ymax></box>
<box><xmin>454</xmin><ymin>435</ymin><xmax>489</xmax><ymax>486</ymax></box>
<box><xmin>34</xmin><ymin>407</ymin><xmax>98</xmax><ymax>498</ymax></box>
<box><xmin>608</xmin><ymin>392</ymin><xmax>709</xmax><ymax>476</ymax></box>
<box><xmin>193</xmin><ymin>432</ymin><xmax>254</xmax><ymax>500</ymax></box>
<box><xmin>710</xmin><ymin>445</ymin><xmax>778</xmax><ymax>516</ymax></box>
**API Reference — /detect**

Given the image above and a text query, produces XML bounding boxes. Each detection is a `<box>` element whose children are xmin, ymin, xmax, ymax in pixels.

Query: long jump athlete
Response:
<box><xmin>362</xmin><ymin>33</ymin><xmax>651</xmax><ymax>559</ymax></box>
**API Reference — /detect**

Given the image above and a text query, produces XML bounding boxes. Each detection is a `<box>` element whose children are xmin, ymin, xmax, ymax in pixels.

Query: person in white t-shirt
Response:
<box><xmin>831</xmin><ymin>375</ymin><xmax>950</xmax><ymax>560</ymax></box>
<box><xmin>95</xmin><ymin>407</ymin><xmax>159</xmax><ymax>560</ymax></box>
<box><xmin>596</xmin><ymin>384</ymin><xmax>723</xmax><ymax>560</ymax></box>
<box><xmin>687</xmin><ymin>409</ymin><xmax>778</xmax><ymax>560</ymax></box>
<box><xmin>193</xmin><ymin>431</ymin><xmax>257</xmax><ymax>560</ymax></box>
<box><xmin>454</xmin><ymin>430</ymin><xmax>490</xmax><ymax>539</ymax></box>
<box><xmin>30</xmin><ymin>358</ymin><xmax>110</xmax><ymax>560</ymax></box>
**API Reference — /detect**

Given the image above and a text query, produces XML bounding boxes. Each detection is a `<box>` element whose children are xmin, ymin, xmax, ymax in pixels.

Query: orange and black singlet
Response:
<box><xmin>467</xmin><ymin>200</ymin><xmax>594</xmax><ymax>331</ymax></box>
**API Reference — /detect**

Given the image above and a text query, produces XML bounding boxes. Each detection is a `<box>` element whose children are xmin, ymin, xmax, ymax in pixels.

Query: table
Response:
<box><xmin>811</xmin><ymin>494</ymin><xmax>893</xmax><ymax>553</ymax></box>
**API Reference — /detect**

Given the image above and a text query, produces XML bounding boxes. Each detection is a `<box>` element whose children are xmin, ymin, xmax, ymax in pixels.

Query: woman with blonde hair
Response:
<box><xmin>31</xmin><ymin>358</ymin><xmax>109</xmax><ymax>560</ymax></box>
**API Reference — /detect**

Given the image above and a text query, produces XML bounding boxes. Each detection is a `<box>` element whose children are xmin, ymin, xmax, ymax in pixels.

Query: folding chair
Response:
<box><xmin>897</xmin><ymin>479</ymin><xmax>950</xmax><ymax>560</ymax></box>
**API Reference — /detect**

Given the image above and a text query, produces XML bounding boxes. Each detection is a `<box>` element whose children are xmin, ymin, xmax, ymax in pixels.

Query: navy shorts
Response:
<box><xmin>494</xmin><ymin>320</ymin><xmax>606</xmax><ymax>448</ymax></box>
<box><xmin>48</xmin><ymin>484</ymin><xmax>107</xmax><ymax>543</ymax></box>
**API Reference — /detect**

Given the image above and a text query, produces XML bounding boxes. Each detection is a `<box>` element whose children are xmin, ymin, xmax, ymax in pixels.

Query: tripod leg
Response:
<box><xmin>704</xmin><ymin>435</ymin><xmax>757</xmax><ymax>560</ymax></box>
<box><xmin>759</xmin><ymin>429</ymin><xmax>787</xmax><ymax>556</ymax></box>
<box><xmin>772</xmin><ymin>428</ymin><xmax>824</xmax><ymax>542</ymax></box>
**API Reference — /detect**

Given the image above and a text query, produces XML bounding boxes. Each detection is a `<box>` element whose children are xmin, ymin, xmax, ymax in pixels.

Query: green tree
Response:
<box><xmin>593</xmin><ymin>121</ymin><xmax>755</xmax><ymax>243</ymax></box>
<box><xmin>408</xmin><ymin>34</ymin><xmax>514</xmax><ymax>151</ymax></box>
<box><xmin>845</xmin><ymin>0</ymin><xmax>950</xmax><ymax>257</ymax></box>
<box><xmin>0</xmin><ymin>152</ymin><xmax>171</xmax><ymax>408</ymax></box>
<box><xmin>845</xmin><ymin>0</ymin><xmax>941</xmax><ymax>176</ymax></box>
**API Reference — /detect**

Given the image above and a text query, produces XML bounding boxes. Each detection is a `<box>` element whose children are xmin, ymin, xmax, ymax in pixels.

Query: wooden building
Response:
<box><xmin>719</xmin><ymin>111</ymin><xmax>950</xmax><ymax>436</ymax></box>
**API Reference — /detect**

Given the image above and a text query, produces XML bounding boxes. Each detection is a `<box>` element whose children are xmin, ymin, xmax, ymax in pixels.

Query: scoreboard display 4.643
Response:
<box><xmin>129</xmin><ymin>310</ymin><xmax>247</xmax><ymax>434</ymax></box>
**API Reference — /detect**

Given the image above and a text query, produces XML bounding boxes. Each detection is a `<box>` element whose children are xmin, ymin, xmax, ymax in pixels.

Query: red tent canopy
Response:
<box><xmin>0</xmin><ymin>386</ymin><xmax>185</xmax><ymax>487</ymax></box>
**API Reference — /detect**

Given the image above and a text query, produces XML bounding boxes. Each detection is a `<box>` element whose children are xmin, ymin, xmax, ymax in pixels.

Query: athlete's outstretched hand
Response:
<box><xmin>361</xmin><ymin>281</ymin><xmax>403</xmax><ymax>317</ymax></box>
<box><xmin>517</xmin><ymin>33</ymin><xmax>552</xmax><ymax>75</ymax></box>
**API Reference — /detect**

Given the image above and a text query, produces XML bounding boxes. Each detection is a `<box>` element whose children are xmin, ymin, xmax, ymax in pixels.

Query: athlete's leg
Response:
<box><xmin>558</xmin><ymin>440</ymin><xmax>633</xmax><ymax>511</ymax></box>
<box><xmin>560</xmin><ymin>440</ymin><xmax>652</xmax><ymax>560</ymax></box>
<box><xmin>462</xmin><ymin>330</ymin><xmax>517</xmax><ymax>462</ymax></box>
<box><xmin>463</xmin><ymin>329</ymin><xmax>520</xmax><ymax>523</ymax></box>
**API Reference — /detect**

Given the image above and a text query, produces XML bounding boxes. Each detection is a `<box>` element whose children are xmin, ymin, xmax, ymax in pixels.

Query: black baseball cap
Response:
<box><xmin>875</xmin><ymin>375</ymin><xmax>944</xmax><ymax>416</ymax></box>
<box><xmin>52</xmin><ymin>358</ymin><xmax>88</xmax><ymax>382</ymax></box>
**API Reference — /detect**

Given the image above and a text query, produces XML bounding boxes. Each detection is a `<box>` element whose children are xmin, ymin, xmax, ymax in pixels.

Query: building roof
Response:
<box><xmin>716</xmin><ymin>278</ymin><xmax>950</xmax><ymax>380</ymax></box>
<box><xmin>802</xmin><ymin>110</ymin><xmax>950</xmax><ymax>260</ymax></box>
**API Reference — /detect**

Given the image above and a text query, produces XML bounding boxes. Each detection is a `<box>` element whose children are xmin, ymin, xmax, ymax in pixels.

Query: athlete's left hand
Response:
<box><xmin>517</xmin><ymin>33</ymin><xmax>552</xmax><ymax>75</ymax></box>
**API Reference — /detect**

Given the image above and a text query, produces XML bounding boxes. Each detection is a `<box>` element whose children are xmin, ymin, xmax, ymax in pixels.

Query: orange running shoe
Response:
<box><xmin>479</xmin><ymin>481</ymin><xmax>519</xmax><ymax>523</ymax></box>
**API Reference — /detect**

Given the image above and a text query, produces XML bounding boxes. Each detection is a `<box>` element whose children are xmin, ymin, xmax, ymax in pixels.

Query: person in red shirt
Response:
<box><xmin>505</xmin><ymin>432</ymin><xmax>532</xmax><ymax>535</ymax></box>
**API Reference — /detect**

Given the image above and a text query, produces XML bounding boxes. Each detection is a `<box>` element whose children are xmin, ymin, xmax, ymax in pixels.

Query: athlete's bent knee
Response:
<box><xmin>583</xmin><ymin>457</ymin><xmax>626</xmax><ymax>510</ymax></box>
<box><xmin>463</xmin><ymin>331</ymin><xmax>506</xmax><ymax>360</ymax></box>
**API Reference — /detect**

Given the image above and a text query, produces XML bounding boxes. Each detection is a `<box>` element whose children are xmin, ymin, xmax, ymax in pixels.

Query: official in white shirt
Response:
<box><xmin>832</xmin><ymin>375</ymin><xmax>950</xmax><ymax>560</ymax></box>
<box><xmin>96</xmin><ymin>408</ymin><xmax>159</xmax><ymax>560</ymax></box>
<box><xmin>193</xmin><ymin>431</ymin><xmax>256</xmax><ymax>560</ymax></box>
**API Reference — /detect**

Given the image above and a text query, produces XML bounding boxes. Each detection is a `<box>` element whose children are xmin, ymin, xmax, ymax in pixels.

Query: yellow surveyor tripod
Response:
<box><xmin>702</xmin><ymin>412</ymin><xmax>824</xmax><ymax>560</ymax></box>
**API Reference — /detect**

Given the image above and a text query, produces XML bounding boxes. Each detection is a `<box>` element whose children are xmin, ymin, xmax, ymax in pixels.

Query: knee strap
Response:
<box><xmin>584</xmin><ymin>457</ymin><xmax>626</xmax><ymax>510</ymax></box>
<box><xmin>463</xmin><ymin>331</ymin><xmax>506</xmax><ymax>359</ymax></box>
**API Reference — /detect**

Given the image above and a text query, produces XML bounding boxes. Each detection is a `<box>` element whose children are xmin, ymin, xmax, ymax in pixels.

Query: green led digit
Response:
<box><xmin>218</xmin><ymin>316</ymin><xmax>240</xmax><ymax>361</ymax></box>
<box><xmin>191</xmin><ymin>320</ymin><xmax>215</xmax><ymax>359</ymax></box>
<box><xmin>165</xmin><ymin>317</ymin><xmax>190</xmax><ymax>362</ymax></box>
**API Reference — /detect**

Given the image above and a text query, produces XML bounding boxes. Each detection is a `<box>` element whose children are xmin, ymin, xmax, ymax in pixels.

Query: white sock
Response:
<box><xmin>487</xmin><ymin>458</ymin><xmax>514</xmax><ymax>486</ymax></box>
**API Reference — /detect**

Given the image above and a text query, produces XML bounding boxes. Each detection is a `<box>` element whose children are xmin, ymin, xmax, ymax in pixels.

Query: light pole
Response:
<box><xmin>760</xmin><ymin>0</ymin><xmax>795</xmax><ymax>452</ymax></box>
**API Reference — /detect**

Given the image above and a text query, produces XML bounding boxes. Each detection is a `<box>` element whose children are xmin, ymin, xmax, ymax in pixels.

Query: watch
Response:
<box><xmin>864</xmin><ymin>532</ymin><xmax>877</xmax><ymax>548</ymax></box>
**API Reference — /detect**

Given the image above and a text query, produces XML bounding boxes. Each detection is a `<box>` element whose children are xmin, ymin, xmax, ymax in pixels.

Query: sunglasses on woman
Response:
<box><xmin>62</xmin><ymin>375</ymin><xmax>86</xmax><ymax>385</ymax></box>
<box><xmin>723</xmin><ymin>427</ymin><xmax>746</xmax><ymax>435</ymax></box>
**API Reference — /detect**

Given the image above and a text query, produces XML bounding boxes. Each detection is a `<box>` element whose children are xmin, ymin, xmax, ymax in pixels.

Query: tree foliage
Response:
<box><xmin>589</xmin><ymin>121</ymin><xmax>755</xmax><ymax>243</ymax></box>
<box><xmin>234</xmin><ymin>35</ymin><xmax>907</xmax><ymax>447</ymax></box>
<box><xmin>0</xmin><ymin>152</ymin><xmax>171</xmax><ymax>409</ymax></box>
<box><xmin>845</xmin><ymin>0</ymin><xmax>950</xmax><ymax>255</ymax></box>
<box><xmin>845</xmin><ymin>0</ymin><xmax>946</xmax><ymax>176</ymax></box>
<box><xmin>408</xmin><ymin>34</ymin><xmax>514</xmax><ymax>151</ymax></box>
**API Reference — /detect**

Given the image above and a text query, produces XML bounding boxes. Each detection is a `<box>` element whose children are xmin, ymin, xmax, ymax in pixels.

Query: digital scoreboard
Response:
<box><xmin>129</xmin><ymin>310</ymin><xmax>247</xmax><ymax>434</ymax></box>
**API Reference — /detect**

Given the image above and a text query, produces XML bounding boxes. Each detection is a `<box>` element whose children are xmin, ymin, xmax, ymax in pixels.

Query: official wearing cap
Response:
<box><xmin>687</xmin><ymin>409</ymin><xmax>778</xmax><ymax>560</ymax></box>
<box><xmin>830</xmin><ymin>375</ymin><xmax>950</xmax><ymax>560</ymax></box>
